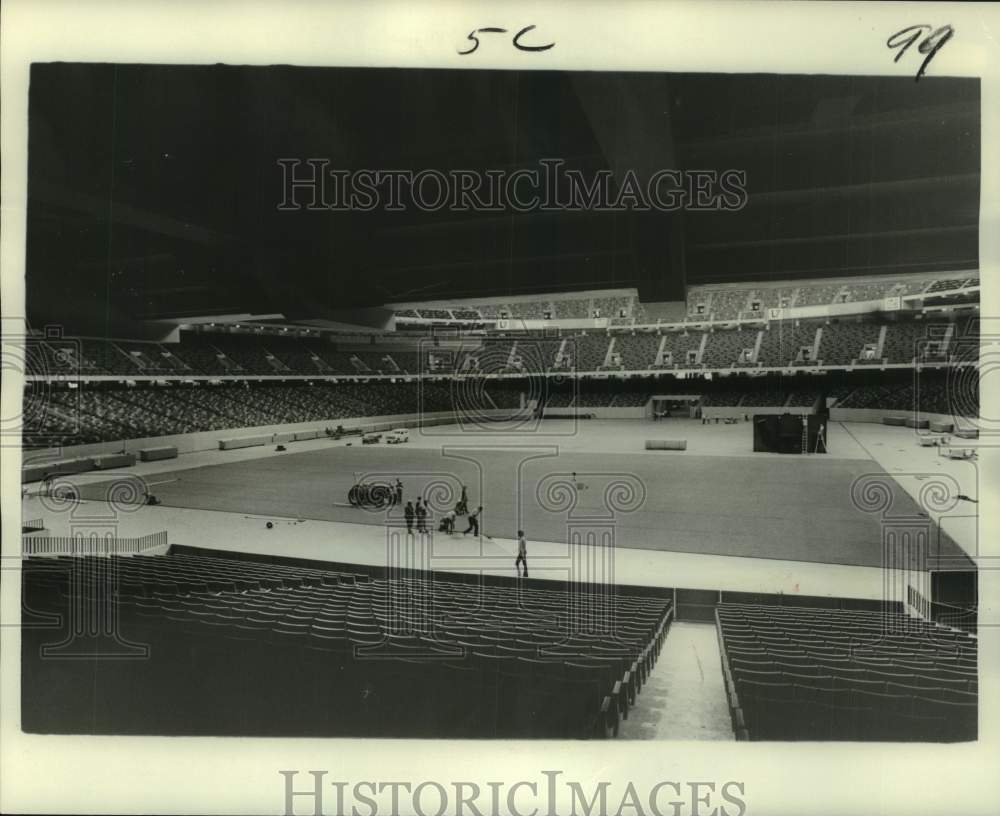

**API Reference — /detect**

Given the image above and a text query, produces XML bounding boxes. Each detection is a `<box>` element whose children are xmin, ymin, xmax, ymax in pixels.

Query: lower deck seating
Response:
<box><xmin>21</xmin><ymin>365</ymin><xmax>976</xmax><ymax>450</ymax></box>
<box><xmin>836</xmin><ymin>378</ymin><xmax>975</xmax><ymax>417</ymax></box>
<box><xmin>740</xmin><ymin>390</ymin><xmax>791</xmax><ymax>408</ymax></box>
<box><xmin>544</xmin><ymin>392</ymin><xmax>575</xmax><ymax>408</ymax></box>
<box><xmin>22</xmin><ymin>553</ymin><xmax>672</xmax><ymax>739</ymax></box>
<box><xmin>23</xmin><ymin>382</ymin><xmax>462</xmax><ymax>448</ymax></box>
<box><xmin>701</xmin><ymin>391</ymin><xmax>745</xmax><ymax>407</ymax></box>
<box><xmin>612</xmin><ymin>391</ymin><xmax>651</xmax><ymax>407</ymax></box>
<box><xmin>552</xmin><ymin>388</ymin><xmax>651</xmax><ymax>408</ymax></box>
<box><xmin>716</xmin><ymin>603</ymin><xmax>976</xmax><ymax>742</ymax></box>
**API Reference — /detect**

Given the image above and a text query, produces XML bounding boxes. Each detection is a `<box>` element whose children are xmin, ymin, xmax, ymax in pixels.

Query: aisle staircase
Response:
<box><xmin>617</xmin><ymin>623</ymin><xmax>734</xmax><ymax>740</ymax></box>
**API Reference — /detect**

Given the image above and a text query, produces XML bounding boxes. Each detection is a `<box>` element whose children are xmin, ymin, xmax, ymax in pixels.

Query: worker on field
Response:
<box><xmin>463</xmin><ymin>506</ymin><xmax>482</xmax><ymax>536</ymax></box>
<box><xmin>515</xmin><ymin>530</ymin><xmax>529</xmax><ymax>578</ymax></box>
<box><xmin>415</xmin><ymin>498</ymin><xmax>427</xmax><ymax>533</ymax></box>
<box><xmin>404</xmin><ymin>501</ymin><xmax>415</xmax><ymax>535</ymax></box>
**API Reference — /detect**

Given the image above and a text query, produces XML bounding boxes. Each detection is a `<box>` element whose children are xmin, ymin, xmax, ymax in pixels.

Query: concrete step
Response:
<box><xmin>618</xmin><ymin>622</ymin><xmax>734</xmax><ymax>740</ymax></box>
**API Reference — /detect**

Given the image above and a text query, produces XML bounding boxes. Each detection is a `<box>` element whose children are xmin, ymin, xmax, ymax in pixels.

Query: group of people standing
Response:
<box><xmin>396</xmin><ymin>481</ymin><xmax>528</xmax><ymax>577</ymax></box>
<box><xmin>401</xmin><ymin>483</ymin><xmax>482</xmax><ymax>537</ymax></box>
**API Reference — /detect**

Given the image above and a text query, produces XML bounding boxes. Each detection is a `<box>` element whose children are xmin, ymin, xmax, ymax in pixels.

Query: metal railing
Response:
<box><xmin>22</xmin><ymin>530</ymin><xmax>167</xmax><ymax>556</ymax></box>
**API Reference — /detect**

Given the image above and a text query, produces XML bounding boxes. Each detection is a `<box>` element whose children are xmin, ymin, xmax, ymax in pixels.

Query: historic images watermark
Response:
<box><xmin>938</xmin><ymin>315</ymin><xmax>995</xmax><ymax>442</ymax></box>
<box><xmin>280</xmin><ymin>770</ymin><xmax>748</xmax><ymax>816</ymax></box>
<box><xmin>850</xmin><ymin>469</ymin><xmax>981</xmax><ymax>637</ymax></box>
<box><xmin>2</xmin><ymin>318</ymin><xmax>82</xmax><ymax>450</ymax></box>
<box><xmin>277</xmin><ymin>159</ymin><xmax>748</xmax><ymax>213</ymax></box>
<box><xmin>15</xmin><ymin>472</ymin><xmax>160</xmax><ymax>660</ymax></box>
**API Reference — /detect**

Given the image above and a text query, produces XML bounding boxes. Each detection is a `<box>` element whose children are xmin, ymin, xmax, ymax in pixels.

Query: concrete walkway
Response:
<box><xmin>618</xmin><ymin>622</ymin><xmax>734</xmax><ymax>740</ymax></box>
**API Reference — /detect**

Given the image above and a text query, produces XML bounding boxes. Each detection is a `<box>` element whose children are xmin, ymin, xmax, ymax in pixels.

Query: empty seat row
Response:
<box><xmin>716</xmin><ymin>603</ymin><xmax>977</xmax><ymax>742</ymax></box>
<box><xmin>23</xmin><ymin>553</ymin><xmax>672</xmax><ymax>738</ymax></box>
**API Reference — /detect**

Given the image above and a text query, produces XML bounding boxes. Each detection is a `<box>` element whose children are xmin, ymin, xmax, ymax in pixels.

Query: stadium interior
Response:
<box><xmin>17</xmin><ymin>66</ymin><xmax>982</xmax><ymax>741</ymax></box>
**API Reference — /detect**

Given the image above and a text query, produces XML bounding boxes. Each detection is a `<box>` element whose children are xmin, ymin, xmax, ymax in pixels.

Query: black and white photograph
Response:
<box><xmin>2</xmin><ymin>2</ymin><xmax>998</xmax><ymax>815</ymax></box>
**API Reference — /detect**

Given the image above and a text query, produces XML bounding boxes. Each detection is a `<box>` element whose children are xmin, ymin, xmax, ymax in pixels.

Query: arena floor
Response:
<box><xmin>67</xmin><ymin>419</ymin><xmax>976</xmax><ymax>570</ymax></box>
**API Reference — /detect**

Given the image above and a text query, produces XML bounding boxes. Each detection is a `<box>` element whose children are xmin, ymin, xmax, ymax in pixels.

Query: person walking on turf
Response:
<box><xmin>463</xmin><ymin>506</ymin><xmax>482</xmax><ymax>536</ymax></box>
<box><xmin>457</xmin><ymin>484</ymin><xmax>469</xmax><ymax>515</ymax></box>
<box><xmin>515</xmin><ymin>530</ymin><xmax>528</xmax><ymax>578</ymax></box>
<box><xmin>415</xmin><ymin>498</ymin><xmax>427</xmax><ymax>533</ymax></box>
<box><xmin>394</xmin><ymin>479</ymin><xmax>404</xmax><ymax>506</ymax></box>
<box><xmin>404</xmin><ymin>500</ymin><xmax>415</xmax><ymax>535</ymax></box>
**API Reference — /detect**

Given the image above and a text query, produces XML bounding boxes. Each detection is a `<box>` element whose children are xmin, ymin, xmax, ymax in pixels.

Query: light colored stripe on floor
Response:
<box><xmin>618</xmin><ymin>622</ymin><xmax>733</xmax><ymax>740</ymax></box>
<box><xmin>19</xmin><ymin>497</ymin><xmax>901</xmax><ymax>599</ymax></box>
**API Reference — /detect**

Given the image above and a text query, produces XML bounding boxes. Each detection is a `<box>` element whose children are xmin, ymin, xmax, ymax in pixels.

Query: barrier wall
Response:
<box><xmin>21</xmin><ymin>409</ymin><xmax>515</xmax><ymax>469</ymax></box>
<box><xmin>702</xmin><ymin>406</ymin><xmax>979</xmax><ymax>432</ymax></box>
<box><xmin>92</xmin><ymin>452</ymin><xmax>137</xmax><ymax>469</ymax></box>
<box><xmin>23</xmin><ymin>530</ymin><xmax>169</xmax><ymax>556</ymax></box>
<box><xmin>139</xmin><ymin>446</ymin><xmax>179</xmax><ymax>462</ymax></box>
<box><xmin>21</xmin><ymin>402</ymin><xmax>982</xmax><ymax>481</ymax></box>
<box><xmin>540</xmin><ymin>406</ymin><xmax>649</xmax><ymax>420</ymax></box>
<box><xmin>701</xmin><ymin>405</ymin><xmax>812</xmax><ymax>420</ymax></box>
<box><xmin>645</xmin><ymin>439</ymin><xmax>687</xmax><ymax>450</ymax></box>
<box><xmin>830</xmin><ymin>408</ymin><xmax>977</xmax><ymax>431</ymax></box>
<box><xmin>218</xmin><ymin>435</ymin><xmax>271</xmax><ymax>451</ymax></box>
<box><xmin>22</xmin><ymin>457</ymin><xmax>96</xmax><ymax>482</ymax></box>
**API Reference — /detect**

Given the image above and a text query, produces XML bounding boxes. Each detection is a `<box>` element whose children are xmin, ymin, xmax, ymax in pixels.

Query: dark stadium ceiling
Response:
<box><xmin>26</xmin><ymin>65</ymin><xmax>979</xmax><ymax>334</ymax></box>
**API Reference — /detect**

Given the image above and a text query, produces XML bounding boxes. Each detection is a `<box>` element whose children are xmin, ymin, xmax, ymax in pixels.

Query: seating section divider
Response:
<box><xmin>21</xmin><ymin>457</ymin><xmax>96</xmax><ymax>482</ymax></box>
<box><xmin>218</xmin><ymin>434</ymin><xmax>270</xmax><ymax>450</ymax></box>
<box><xmin>645</xmin><ymin>439</ymin><xmax>687</xmax><ymax>450</ymax></box>
<box><xmin>139</xmin><ymin>446</ymin><xmax>179</xmax><ymax>462</ymax></box>
<box><xmin>92</xmin><ymin>453</ymin><xmax>137</xmax><ymax>469</ymax></box>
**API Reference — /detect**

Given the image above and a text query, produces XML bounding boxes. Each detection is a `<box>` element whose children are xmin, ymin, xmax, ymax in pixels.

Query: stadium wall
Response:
<box><xmin>701</xmin><ymin>406</ymin><xmax>813</xmax><ymax>419</ymax></box>
<box><xmin>21</xmin><ymin>409</ymin><xmax>514</xmax><ymax>467</ymax></box>
<box><xmin>168</xmin><ymin>544</ymin><xmax>899</xmax><ymax>613</ymax></box>
<box><xmin>540</xmin><ymin>406</ymin><xmax>650</xmax><ymax>420</ymax></box>
<box><xmin>830</xmin><ymin>409</ymin><xmax>974</xmax><ymax>430</ymax></box>
<box><xmin>701</xmin><ymin>407</ymin><xmax>973</xmax><ymax>429</ymax></box>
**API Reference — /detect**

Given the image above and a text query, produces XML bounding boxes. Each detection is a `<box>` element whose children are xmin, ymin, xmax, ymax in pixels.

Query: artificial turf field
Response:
<box><xmin>75</xmin><ymin>428</ymin><xmax>971</xmax><ymax>569</ymax></box>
